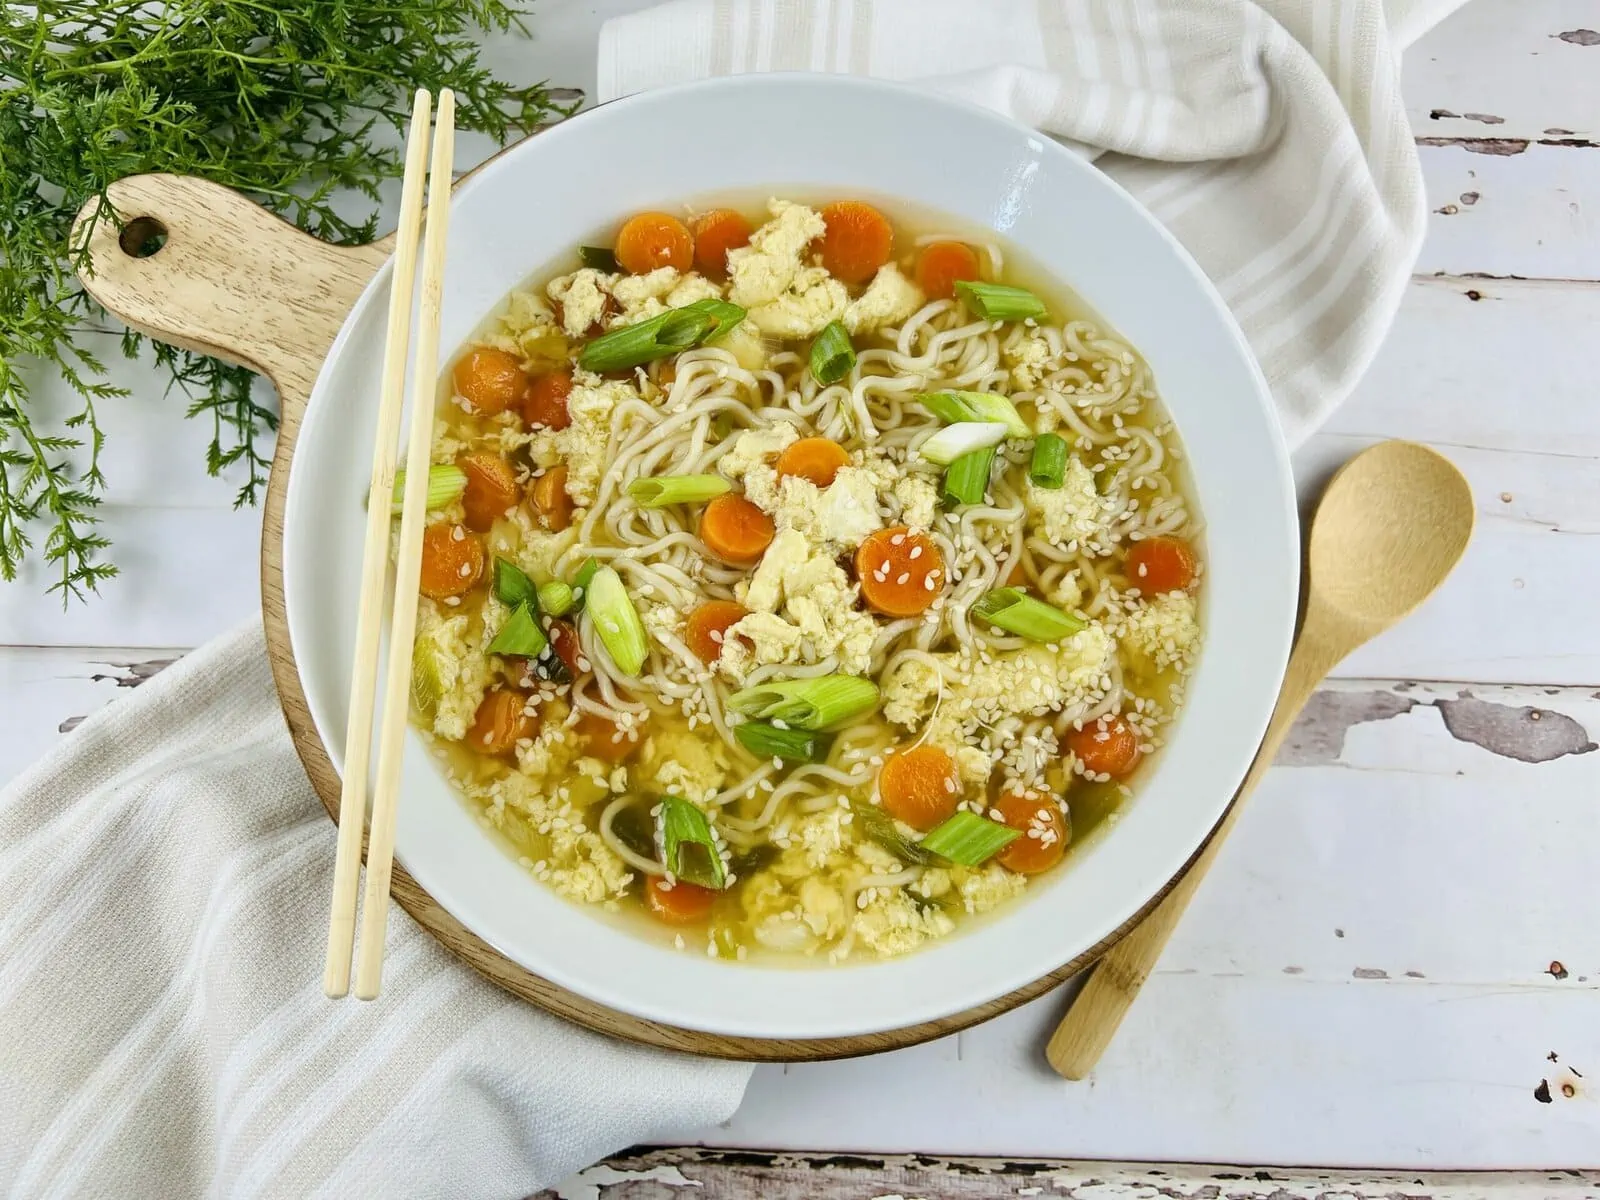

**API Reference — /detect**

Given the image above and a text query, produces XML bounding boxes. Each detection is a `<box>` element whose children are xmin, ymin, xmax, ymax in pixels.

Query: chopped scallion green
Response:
<box><xmin>578</xmin><ymin>245</ymin><xmax>620</xmax><ymax>272</ymax></box>
<box><xmin>734</xmin><ymin>720</ymin><xmax>833</xmax><ymax>763</ymax></box>
<box><xmin>916</xmin><ymin>421</ymin><xmax>1008</xmax><ymax>466</ymax></box>
<box><xmin>919</xmin><ymin>810</ymin><xmax>1020</xmax><ymax>866</ymax></box>
<box><xmin>389</xmin><ymin>464</ymin><xmax>466</xmax><ymax>513</ymax></box>
<box><xmin>1029</xmin><ymin>433</ymin><xmax>1068</xmax><ymax>489</ymax></box>
<box><xmin>584</xmin><ymin>565</ymin><xmax>649</xmax><ymax>675</ymax></box>
<box><xmin>727</xmin><ymin>675</ymin><xmax>880</xmax><ymax>731</ymax></box>
<box><xmin>576</xmin><ymin>298</ymin><xmax>746</xmax><ymax>373</ymax></box>
<box><xmin>626</xmin><ymin>474</ymin><xmax>733</xmax><ymax>508</ymax></box>
<box><xmin>953</xmin><ymin>280</ymin><xmax>1048</xmax><ymax>322</ymax></box>
<box><xmin>970</xmin><ymin>587</ymin><xmax>1087</xmax><ymax>642</ymax></box>
<box><xmin>536</xmin><ymin>580</ymin><xmax>574</xmax><ymax>617</ymax></box>
<box><xmin>942</xmin><ymin>446</ymin><xmax>995</xmax><ymax>509</ymax></box>
<box><xmin>486</xmin><ymin>602</ymin><xmax>548</xmax><ymax>659</ymax></box>
<box><xmin>916</xmin><ymin>390</ymin><xmax>1030</xmax><ymax>438</ymax></box>
<box><xmin>492</xmin><ymin>557</ymin><xmax>539</xmax><ymax>613</ymax></box>
<box><xmin>808</xmin><ymin>320</ymin><xmax>856</xmax><ymax>385</ymax></box>
<box><xmin>851</xmin><ymin>801</ymin><xmax>935</xmax><ymax>866</ymax></box>
<box><xmin>658</xmin><ymin>795</ymin><xmax>727</xmax><ymax>890</ymax></box>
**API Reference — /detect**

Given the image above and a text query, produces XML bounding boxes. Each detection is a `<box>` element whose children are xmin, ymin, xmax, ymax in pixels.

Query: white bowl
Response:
<box><xmin>284</xmin><ymin>74</ymin><xmax>1297</xmax><ymax>1040</ymax></box>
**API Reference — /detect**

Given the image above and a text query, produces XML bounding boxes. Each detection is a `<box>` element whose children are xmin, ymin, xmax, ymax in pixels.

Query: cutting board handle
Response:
<box><xmin>72</xmin><ymin>174</ymin><xmax>391</xmax><ymax>421</ymax></box>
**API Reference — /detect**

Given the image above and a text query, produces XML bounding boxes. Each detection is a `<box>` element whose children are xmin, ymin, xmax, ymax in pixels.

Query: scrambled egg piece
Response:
<box><xmin>926</xmin><ymin>625</ymin><xmax>1117</xmax><ymax>744</ymax></box>
<box><xmin>1050</xmin><ymin>569</ymin><xmax>1085</xmax><ymax>611</ymax></box>
<box><xmin>488</xmin><ymin>291</ymin><xmax>569</xmax><ymax>368</ymax></box>
<box><xmin>768</xmin><ymin>467</ymin><xmax>884</xmax><ymax>553</ymax></box>
<box><xmin>668</xmin><ymin>273</ymin><xmax>724</xmax><ymax>308</ymax></box>
<box><xmin>1005</xmin><ymin>328</ymin><xmax>1063</xmax><ymax>390</ymax></box>
<box><xmin>546</xmin><ymin>268</ymin><xmax>615</xmax><ymax>338</ymax></box>
<box><xmin>881</xmin><ymin>655</ymin><xmax>940</xmax><ymax>727</ymax></box>
<box><xmin>1120</xmin><ymin>591</ymin><xmax>1201</xmax><ymax>672</ymax></box>
<box><xmin>490</xmin><ymin>506</ymin><xmax>578</xmax><ymax>582</ymax></box>
<box><xmin>728</xmin><ymin>199</ymin><xmax>826</xmax><ymax>308</ymax></box>
<box><xmin>843</xmin><ymin>263</ymin><xmax>924</xmax><ymax>335</ymax></box>
<box><xmin>472</xmin><ymin>767</ymin><xmax>632</xmax><ymax>904</ymax></box>
<box><xmin>717</xmin><ymin>424</ymin><xmax>799</xmax><ymax>483</ymax></box>
<box><xmin>1025</xmin><ymin>457</ymin><xmax>1116</xmax><ymax>553</ymax></box>
<box><xmin>892</xmin><ymin>474</ymin><xmax>940</xmax><ymax>531</ymax></box>
<box><xmin>733</xmin><ymin>527</ymin><xmax>877</xmax><ymax>675</ymax></box>
<box><xmin>748</xmin><ymin>266</ymin><xmax>849</xmax><ymax>338</ymax></box>
<box><xmin>414</xmin><ymin>600</ymin><xmax>492</xmax><ymax>741</ymax></box>
<box><xmin>723</xmin><ymin>610</ymin><xmax>803</xmax><ymax>672</ymax></box>
<box><xmin>954</xmin><ymin>863</ymin><xmax>1029</xmax><ymax>914</ymax></box>
<box><xmin>853</xmin><ymin>887</ymin><xmax>957</xmax><ymax>956</ymax></box>
<box><xmin>638</xmin><ymin>723</ymin><xmax>732</xmax><ymax>805</ymax></box>
<box><xmin>609</xmin><ymin>266</ymin><xmax>680</xmax><ymax>323</ymax></box>
<box><xmin>555</xmin><ymin>374</ymin><xmax>633</xmax><ymax>506</ymax></box>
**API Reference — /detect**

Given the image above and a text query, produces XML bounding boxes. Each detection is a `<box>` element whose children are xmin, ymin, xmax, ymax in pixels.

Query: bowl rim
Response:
<box><xmin>283</xmin><ymin>71</ymin><xmax>1299</xmax><ymax>1040</ymax></box>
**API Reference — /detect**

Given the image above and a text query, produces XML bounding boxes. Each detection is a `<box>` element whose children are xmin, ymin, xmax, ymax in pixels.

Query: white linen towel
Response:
<box><xmin>2</xmin><ymin>2</ymin><xmax>1463</xmax><ymax>1196</ymax></box>
<box><xmin>599</xmin><ymin>0</ymin><xmax>1467</xmax><ymax>446</ymax></box>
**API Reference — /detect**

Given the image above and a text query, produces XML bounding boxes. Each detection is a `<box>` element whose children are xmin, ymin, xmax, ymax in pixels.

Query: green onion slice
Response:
<box><xmin>570</xmin><ymin>556</ymin><xmax>601</xmax><ymax>611</ymax></box>
<box><xmin>970</xmin><ymin>587</ymin><xmax>1087</xmax><ymax>642</ymax></box>
<box><xmin>577</xmin><ymin>298</ymin><xmax>747</xmax><ymax>373</ymax></box>
<box><xmin>953</xmin><ymin>280</ymin><xmax>1048</xmax><ymax>322</ymax></box>
<box><xmin>916</xmin><ymin>421</ymin><xmax>1008</xmax><ymax>466</ymax></box>
<box><xmin>537</xmin><ymin>580</ymin><xmax>575</xmax><ymax>617</ymax></box>
<box><xmin>579</xmin><ymin>245</ymin><xmax>620</xmax><ymax>272</ymax></box>
<box><xmin>584</xmin><ymin>565</ymin><xmax>649</xmax><ymax>675</ymax></box>
<box><xmin>492</xmin><ymin>557</ymin><xmax>539</xmax><ymax>613</ymax></box>
<box><xmin>852</xmin><ymin>801</ymin><xmax>935</xmax><ymax>866</ymax></box>
<box><xmin>1029</xmin><ymin>433</ymin><xmax>1069</xmax><ymax>489</ymax></box>
<box><xmin>917</xmin><ymin>390</ymin><xmax>1030</xmax><ymax>438</ymax></box>
<box><xmin>734</xmin><ymin>720</ymin><xmax>833</xmax><ymax>763</ymax></box>
<box><xmin>486</xmin><ymin>602</ymin><xmax>549</xmax><ymax>659</ymax></box>
<box><xmin>942</xmin><ymin>446</ymin><xmax>995</xmax><ymax>509</ymax></box>
<box><xmin>808</xmin><ymin>320</ymin><xmax>856</xmax><ymax>385</ymax></box>
<box><xmin>626</xmin><ymin>474</ymin><xmax>733</xmax><ymax>508</ymax></box>
<box><xmin>727</xmin><ymin>675</ymin><xmax>880</xmax><ymax>731</ymax></box>
<box><xmin>919</xmin><ymin>810</ymin><xmax>1020</xmax><ymax>867</ymax></box>
<box><xmin>390</xmin><ymin>464</ymin><xmax>466</xmax><ymax>513</ymax></box>
<box><xmin>657</xmin><ymin>795</ymin><xmax>727</xmax><ymax>889</ymax></box>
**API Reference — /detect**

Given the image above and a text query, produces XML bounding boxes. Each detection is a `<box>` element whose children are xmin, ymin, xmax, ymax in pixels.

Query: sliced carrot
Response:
<box><xmin>819</xmin><ymin>200</ymin><xmax>893</xmax><ymax>284</ymax></box>
<box><xmin>645</xmin><ymin>876</ymin><xmax>716</xmax><ymax>924</ymax></box>
<box><xmin>615</xmin><ymin>211</ymin><xmax>694</xmax><ymax>274</ymax></box>
<box><xmin>915</xmin><ymin>241</ymin><xmax>981</xmax><ymax>300</ymax></box>
<box><xmin>466</xmin><ymin>688</ymin><xmax>540</xmax><ymax>756</ymax></box>
<box><xmin>698</xmin><ymin>493</ymin><xmax>774</xmax><ymax>565</ymax></box>
<box><xmin>1066</xmin><ymin>714</ymin><xmax>1142</xmax><ymax>779</ymax></box>
<box><xmin>419</xmin><ymin>523</ymin><xmax>484</xmax><ymax>599</ymax></box>
<box><xmin>574</xmin><ymin>708</ymin><xmax>642</xmax><ymax>763</ymax></box>
<box><xmin>692</xmin><ymin>208</ymin><xmax>754</xmax><ymax>279</ymax></box>
<box><xmin>459</xmin><ymin>452</ymin><xmax>520</xmax><ymax>532</ymax></box>
<box><xmin>992</xmin><ymin>792</ymin><xmax>1069</xmax><ymax>875</ymax></box>
<box><xmin>685</xmin><ymin>600</ymin><xmax>749</xmax><ymax>663</ymax></box>
<box><xmin>521</xmin><ymin>368</ymin><xmax>573</xmax><ymax>431</ymax></box>
<box><xmin>877</xmin><ymin>744</ymin><xmax>961</xmax><ymax>832</ymax></box>
<box><xmin>775</xmin><ymin>437</ymin><xmax>850</xmax><ymax>488</ymax></box>
<box><xmin>1004</xmin><ymin>556</ymin><xmax>1028</xmax><ymax>588</ymax></box>
<box><xmin>550</xmin><ymin>620</ymin><xmax>586</xmax><ymax>678</ymax></box>
<box><xmin>452</xmin><ymin>347</ymin><xmax>528</xmax><ymax>416</ymax></box>
<box><xmin>1124</xmin><ymin>535</ymin><xmax>1198</xmax><ymax>594</ymax></box>
<box><xmin>855</xmin><ymin>526</ymin><xmax>945</xmax><ymax>616</ymax></box>
<box><xmin>530</xmin><ymin>465</ymin><xmax>574</xmax><ymax>532</ymax></box>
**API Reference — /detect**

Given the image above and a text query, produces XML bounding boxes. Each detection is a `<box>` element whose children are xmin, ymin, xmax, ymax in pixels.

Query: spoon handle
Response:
<box><xmin>1044</xmin><ymin>603</ymin><xmax>1350</xmax><ymax>1080</ymax></box>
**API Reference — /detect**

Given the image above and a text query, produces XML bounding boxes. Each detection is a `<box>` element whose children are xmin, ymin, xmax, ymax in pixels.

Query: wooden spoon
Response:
<box><xmin>1046</xmin><ymin>440</ymin><xmax>1474</xmax><ymax>1079</ymax></box>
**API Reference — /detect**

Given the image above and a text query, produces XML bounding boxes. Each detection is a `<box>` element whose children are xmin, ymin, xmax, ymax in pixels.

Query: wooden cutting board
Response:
<box><xmin>71</xmin><ymin>171</ymin><xmax>1184</xmax><ymax>1061</ymax></box>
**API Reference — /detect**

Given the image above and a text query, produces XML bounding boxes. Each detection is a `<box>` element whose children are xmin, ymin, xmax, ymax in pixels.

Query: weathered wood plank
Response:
<box><xmin>544</xmin><ymin>1147</ymin><xmax>1600</xmax><ymax>1198</ymax></box>
<box><xmin>1403</xmin><ymin>0</ymin><xmax>1600</xmax><ymax>142</ymax></box>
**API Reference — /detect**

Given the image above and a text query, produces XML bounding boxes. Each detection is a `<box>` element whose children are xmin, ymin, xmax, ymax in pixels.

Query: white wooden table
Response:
<box><xmin>5</xmin><ymin>0</ymin><xmax>1599</xmax><ymax>1190</ymax></box>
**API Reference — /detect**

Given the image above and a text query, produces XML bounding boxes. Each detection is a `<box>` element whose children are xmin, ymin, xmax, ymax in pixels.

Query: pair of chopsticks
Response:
<box><xmin>323</xmin><ymin>88</ymin><xmax>456</xmax><ymax>1000</ymax></box>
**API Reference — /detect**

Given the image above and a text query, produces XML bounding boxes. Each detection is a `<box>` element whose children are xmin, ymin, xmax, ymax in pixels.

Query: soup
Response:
<box><xmin>407</xmin><ymin>197</ymin><xmax>1203</xmax><ymax>962</ymax></box>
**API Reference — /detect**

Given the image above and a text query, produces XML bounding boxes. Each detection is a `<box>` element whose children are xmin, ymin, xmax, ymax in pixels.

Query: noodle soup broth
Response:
<box><xmin>406</xmin><ymin>194</ymin><xmax>1203</xmax><ymax>963</ymax></box>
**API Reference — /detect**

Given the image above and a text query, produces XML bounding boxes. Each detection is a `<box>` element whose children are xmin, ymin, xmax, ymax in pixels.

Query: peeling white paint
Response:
<box><xmin>552</xmin><ymin>1162</ymin><xmax>703</xmax><ymax>1200</ymax></box>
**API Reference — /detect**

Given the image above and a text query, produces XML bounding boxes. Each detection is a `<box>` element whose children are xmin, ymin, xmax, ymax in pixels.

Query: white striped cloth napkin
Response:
<box><xmin>599</xmin><ymin>0</ymin><xmax>1467</xmax><ymax>447</ymax></box>
<box><xmin>2</xmin><ymin>2</ymin><xmax>1463</xmax><ymax>1197</ymax></box>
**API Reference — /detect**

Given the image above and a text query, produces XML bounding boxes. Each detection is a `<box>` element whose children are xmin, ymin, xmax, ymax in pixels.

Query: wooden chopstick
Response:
<box><xmin>323</xmin><ymin>88</ymin><xmax>434</xmax><ymax>999</ymax></box>
<box><xmin>353</xmin><ymin>88</ymin><xmax>457</xmax><ymax>1001</ymax></box>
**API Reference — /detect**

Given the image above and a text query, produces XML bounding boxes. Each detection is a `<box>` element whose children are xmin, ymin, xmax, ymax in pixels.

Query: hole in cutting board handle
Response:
<box><xmin>118</xmin><ymin>215</ymin><xmax>168</xmax><ymax>258</ymax></box>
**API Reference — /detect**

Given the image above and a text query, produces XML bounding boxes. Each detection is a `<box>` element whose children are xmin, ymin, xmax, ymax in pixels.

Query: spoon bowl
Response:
<box><xmin>1310</xmin><ymin>440</ymin><xmax>1476</xmax><ymax>628</ymax></box>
